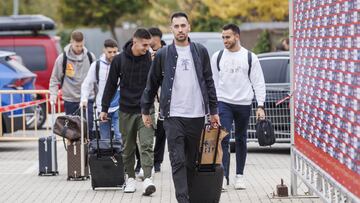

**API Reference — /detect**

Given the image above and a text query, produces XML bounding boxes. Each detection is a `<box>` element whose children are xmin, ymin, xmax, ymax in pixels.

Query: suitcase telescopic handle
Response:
<box><xmin>93</xmin><ymin>118</ymin><xmax>113</xmax><ymax>154</ymax></box>
<box><xmin>94</xmin><ymin>105</ymin><xmax>114</xmax><ymax>155</ymax></box>
<box><xmin>51</xmin><ymin>102</ymin><xmax>56</xmax><ymax>138</ymax></box>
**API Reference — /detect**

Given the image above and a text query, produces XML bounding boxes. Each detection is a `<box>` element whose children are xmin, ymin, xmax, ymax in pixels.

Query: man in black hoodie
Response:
<box><xmin>100</xmin><ymin>28</ymin><xmax>156</xmax><ymax>196</ymax></box>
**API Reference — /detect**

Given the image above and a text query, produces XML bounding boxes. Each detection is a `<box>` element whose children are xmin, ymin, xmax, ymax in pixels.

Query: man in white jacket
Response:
<box><xmin>81</xmin><ymin>39</ymin><xmax>121</xmax><ymax>140</ymax></box>
<box><xmin>211</xmin><ymin>24</ymin><xmax>266</xmax><ymax>191</ymax></box>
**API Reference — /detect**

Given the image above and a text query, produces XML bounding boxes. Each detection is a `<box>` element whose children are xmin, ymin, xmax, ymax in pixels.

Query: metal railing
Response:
<box><xmin>0</xmin><ymin>89</ymin><xmax>61</xmax><ymax>139</ymax></box>
<box><xmin>291</xmin><ymin>148</ymin><xmax>359</xmax><ymax>203</ymax></box>
<box><xmin>248</xmin><ymin>84</ymin><xmax>291</xmax><ymax>142</ymax></box>
<box><xmin>230</xmin><ymin>84</ymin><xmax>291</xmax><ymax>143</ymax></box>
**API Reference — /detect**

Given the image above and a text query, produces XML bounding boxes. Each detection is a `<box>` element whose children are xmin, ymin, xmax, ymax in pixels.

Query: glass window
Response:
<box><xmin>6</xmin><ymin>58</ymin><xmax>30</xmax><ymax>73</ymax></box>
<box><xmin>14</xmin><ymin>46</ymin><xmax>46</xmax><ymax>71</ymax></box>
<box><xmin>285</xmin><ymin>62</ymin><xmax>290</xmax><ymax>83</ymax></box>
<box><xmin>203</xmin><ymin>40</ymin><xmax>224</xmax><ymax>57</ymax></box>
<box><xmin>259</xmin><ymin>58</ymin><xmax>288</xmax><ymax>83</ymax></box>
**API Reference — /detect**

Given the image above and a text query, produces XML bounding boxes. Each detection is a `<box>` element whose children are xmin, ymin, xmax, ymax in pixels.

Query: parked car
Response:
<box><xmin>0</xmin><ymin>51</ymin><xmax>45</xmax><ymax>133</ymax></box>
<box><xmin>229</xmin><ymin>51</ymin><xmax>291</xmax><ymax>152</ymax></box>
<box><xmin>0</xmin><ymin>15</ymin><xmax>62</xmax><ymax>118</ymax></box>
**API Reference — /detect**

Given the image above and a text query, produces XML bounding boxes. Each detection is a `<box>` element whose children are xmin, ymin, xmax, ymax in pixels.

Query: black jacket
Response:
<box><xmin>141</xmin><ymin>39</ymin><xmax>218</xmax><ymax>118</ymax></box>
<box><xmin>102</xmin><ymin>40</ymin><xmax>152</xmax><ymax>113</ymax></box>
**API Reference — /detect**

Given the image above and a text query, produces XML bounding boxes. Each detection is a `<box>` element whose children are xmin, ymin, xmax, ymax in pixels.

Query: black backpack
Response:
<box><xmin>256</xmin><ymin>119</ymin><xmax>275</xmax><ymax>146</ymax></box>
<box><xmin>60</xmin><ymin>51</ymin><xmax>93</xmax><ymax>87</ymax></box>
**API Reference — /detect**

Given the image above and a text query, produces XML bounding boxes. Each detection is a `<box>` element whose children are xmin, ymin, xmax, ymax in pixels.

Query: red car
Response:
<box><xmin>0</xmin><ymin>15</ymin><xmax>63</xmax><ymax>128</ymax></box>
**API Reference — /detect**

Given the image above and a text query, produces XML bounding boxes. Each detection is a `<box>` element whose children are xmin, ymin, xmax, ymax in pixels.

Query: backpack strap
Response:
<box><xmin>87</xmin><ymin>51</ymin><xmax>93</xmax><ymax>64</ymax></box>
<box><xmin>60</xmin><ymin>52</ymin><xmax>93</xmax><ymax>88</ymax></box>
<box><xmin>216</xmin><ymin>49</ymin><xmax>224</xmax><ymax>71</ymax></box>
<box><xmin>247</xmin><ymin>51</ymin><xmax>252</xmax><ymax>79</ymax></box>
<box><xmin>60</xmin><ymin>52</ymin><xmax>67</xmax><ymax>88</ymax></box>
<box><xmin>95</xmin><ymin>60</ymin><xmax>100</xmax><ymax>84</ymax></box>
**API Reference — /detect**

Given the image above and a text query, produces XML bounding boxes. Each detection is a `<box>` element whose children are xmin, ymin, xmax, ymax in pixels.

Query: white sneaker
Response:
<box><xmin>222</xmin><ymin>177</ymin><xmax>228</xmax><ymax>192</ymax></box>
<box><xmin>124</xmin><ymin>177</ymin><xmax>136</xmax><ymax>193</ymax></box>
<box><xmin>142</xmin><ymin>178</ymin><xmax>156</xmax><ymax>196</ymax></box>
<box><xmin>136</xmin><ymin>168</ymin><xmax>144</xmax><ymax>181</ymax></box>
<box><xmin>234</xmin><ymin>174</ymin><xmax>246</xmax><ymax>190</ymax></box>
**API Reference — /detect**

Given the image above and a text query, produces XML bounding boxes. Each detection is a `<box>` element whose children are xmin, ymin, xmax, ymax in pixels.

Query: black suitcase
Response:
<box><xmin>188</xmin><ymin>124</ymin><xmax>224</xmax><ymax>203</ymax></box>
<box><xmin>38</xmin><ymin>136</ymin><xmax>58</xmax><ymax>176</ymax></box>
<box><xmin>89</xmin><ymin>116</ymin><xmax>124</xmax><ymax>190</ymax></box>
<box><xmin>38</xmin><ymin>104</ymin><xmax>58</xmax><ymax>176</ymax></box>
<box><xmin>67</xmin><ymin>107</ymin><xmax>89</xmax><ymax>180</ymax></box>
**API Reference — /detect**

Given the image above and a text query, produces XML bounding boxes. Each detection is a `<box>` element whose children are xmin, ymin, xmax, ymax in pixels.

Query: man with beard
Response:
<box><xmin>141</xmin><ymin>12</ymin><xmax>220</xmax><ymax>203</ymax></box>
<box><xmin>211</xmin><ymin>23</ymin><xmax>266</xmax><ymax>191</ymax></box>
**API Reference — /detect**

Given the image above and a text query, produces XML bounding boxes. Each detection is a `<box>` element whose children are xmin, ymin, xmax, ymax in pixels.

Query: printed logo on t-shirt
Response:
<box><xmin>65</xmin><ymin>63</ymin><xmax>75</xmax><ymax>77</ymax></box>
<box><xmin>223</xmin><ymin>59</ymin><xmax>244</xmax><ymax>74</ymax></box>
<box><xmin>181</xmin><ymin>59</ymin><xmax>191</xmax><ymax>71</ymax></box>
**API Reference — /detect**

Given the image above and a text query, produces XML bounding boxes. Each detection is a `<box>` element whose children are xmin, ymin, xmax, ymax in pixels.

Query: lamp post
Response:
<box><xmin>13</xmin><ymin>0</ymin><xmax>19</xmax><ymax>15</ymax></box>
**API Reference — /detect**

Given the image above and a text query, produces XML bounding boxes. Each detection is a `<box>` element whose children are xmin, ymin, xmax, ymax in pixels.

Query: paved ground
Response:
<box><xmin>0</xmin><ymin>134</ymin><xmax>321</xmax><ymax>203</ymax></box>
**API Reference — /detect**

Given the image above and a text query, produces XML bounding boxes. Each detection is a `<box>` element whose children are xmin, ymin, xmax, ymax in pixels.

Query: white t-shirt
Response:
<box><xmin>170</xmin><ymin>45</ymin><xmax>205</xmax><ymax>117</ymax></box>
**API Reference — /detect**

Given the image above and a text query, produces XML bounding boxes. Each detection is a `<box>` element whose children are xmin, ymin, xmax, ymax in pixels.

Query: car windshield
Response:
<box><xmin>259</xmin><ymin>58</ymin><xmax>289</xmax><ymax>83</ymax></box>
<box><xmin>6</xmin><ymin>57</ymin><xmax>30</xmax><ymax>73</ymax></box>
<box><xmin>190</xmin><ymin>38</ymin><xmax>224</xmax><ymax>56</ymax></box>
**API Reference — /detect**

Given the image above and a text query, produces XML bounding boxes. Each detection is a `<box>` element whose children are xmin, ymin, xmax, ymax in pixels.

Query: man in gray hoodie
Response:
<box><xmin>49</xmin><ymin>30</ymin><xmax>96</xmax><ymax>138</ymax></box>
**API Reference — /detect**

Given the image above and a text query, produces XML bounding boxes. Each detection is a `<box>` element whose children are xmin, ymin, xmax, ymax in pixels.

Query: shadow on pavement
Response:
<box><xmin>247</xmin><ymin>143</ymin><xmax>290</xmax><ymax>154</ymax></box>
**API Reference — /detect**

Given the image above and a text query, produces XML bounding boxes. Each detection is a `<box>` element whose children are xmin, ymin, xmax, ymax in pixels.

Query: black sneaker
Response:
<box><xmin>154</xmin><ymin>163</ymin><xmax>161</xmax><ymax>173</ymax></box>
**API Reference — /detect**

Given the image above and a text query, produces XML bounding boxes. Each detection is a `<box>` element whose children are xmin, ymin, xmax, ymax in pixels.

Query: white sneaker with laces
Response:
<box><xmin>143</xmin><ymin>178</ymin><xmax>156</xmax><ymax>196</ymax></box>
<box><xmin>124</xmin><ymin>177</ymin><xmax>136</xmax><ymax>193</ymax></box>
<box><xmin>234</xmin><ymin>174</ymin><xmax>246</xmax><ymax>190</ymax></box>
<box><xmin>222</xmin><ymin>177</ymin><xmax>228</xmax><ymax>192</ymax></box>
<box><xmin>136</xmin><ymin>168</ymin><xmax>144</xmax><ymax>181</ymax></box>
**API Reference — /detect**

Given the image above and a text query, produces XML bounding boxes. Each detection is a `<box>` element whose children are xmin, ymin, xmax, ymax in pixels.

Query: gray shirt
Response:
<box><xmin>170</xmin><ymin>45</ymin><xmax>205</xmax><ymax>117</ymax></box>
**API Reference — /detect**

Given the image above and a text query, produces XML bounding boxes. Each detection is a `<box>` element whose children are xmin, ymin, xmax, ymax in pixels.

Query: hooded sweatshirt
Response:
<box><xmin>102</xmin><ymin>40</ymin><xmax>152</xmax><ymax>113</ymax></box>
<box><xmin>49</xmin><ymin>44</ymin><xmax>95</xmax><ymax>102</ymax></box>
<box><xmin>81</xmin><ymin>54</ymin><xmax>120</xmax><ymax>113</ymax></box>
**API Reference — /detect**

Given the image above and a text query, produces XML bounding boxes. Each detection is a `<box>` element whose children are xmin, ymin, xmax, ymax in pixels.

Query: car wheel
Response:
<box><xmin>26</xmin><ymin>103</ymin><xmax>47</xmax><ymax>129</ymax></box>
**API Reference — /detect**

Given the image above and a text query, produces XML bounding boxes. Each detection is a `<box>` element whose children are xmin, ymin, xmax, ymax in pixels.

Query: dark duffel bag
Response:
<box><xmin>256</xmin><ymin>119</ymin><xmax>276</xmax><ymax>146</ymax></box>
<box><xmin>89</xmin><ymin>118</ymin><xmax>125</xmax><ymax>190</ymax></box>
<box><xmin>53</xmin><ymin>114</ymin><xmax>87</xmax><ymax>142</ymax></box>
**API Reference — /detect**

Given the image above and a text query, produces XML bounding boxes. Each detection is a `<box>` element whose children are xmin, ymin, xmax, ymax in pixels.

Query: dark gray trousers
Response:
<box><xmin>163</xmin><ymin>117</ymin><xmax>204</xmax><ymax>203</ymax></box>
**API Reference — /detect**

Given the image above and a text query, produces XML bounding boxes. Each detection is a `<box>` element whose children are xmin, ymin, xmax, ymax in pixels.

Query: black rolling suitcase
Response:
<box><xmin>89</xmin><ymin>116</ymin><xmax>125</xmax><ymax>190</ymax></box>
<box><xmin>188</xmin><ymin>124</ymin><xmax>225</xmax><ymax>203</ymax></box>
<box><xmin>67</xmin><ymin>107</ymin><xmax>89</xmax><ymax>180</ymax></box>
<box><xmin>38</xmin><ymin>103</ymin><xmax>58</xmax><ymax>176</ymax></box>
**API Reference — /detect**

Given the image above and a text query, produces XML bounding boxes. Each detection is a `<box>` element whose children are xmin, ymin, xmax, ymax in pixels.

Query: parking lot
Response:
<box><xmin>0</xmin><ymin>131</ymin><xmax>320</xmax><ymax>203</ymax></box>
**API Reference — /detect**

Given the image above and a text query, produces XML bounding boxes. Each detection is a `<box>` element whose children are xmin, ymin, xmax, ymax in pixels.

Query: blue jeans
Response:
<box><xmin>64</xmin><ymin>100</ymin><xmax>94</xmax><ymax>139</ymax></box>
<box><xmin>218</xmin><ymin>101</ymin><xmax>251</xmax><ymax>179</ymax></box>
<box><xmin>99</xmin><ymin>110</ymin><xmax>121</xmax><ymax>140</ymax></box>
